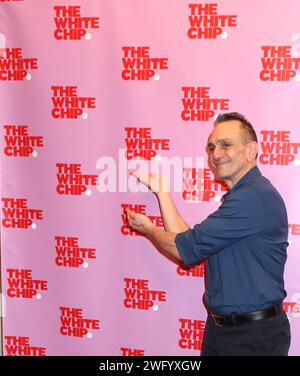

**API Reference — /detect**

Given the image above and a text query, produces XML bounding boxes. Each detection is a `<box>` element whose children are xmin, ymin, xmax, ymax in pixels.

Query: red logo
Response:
<box><xmin>289</xmin><ymin>224</ymin><xmax>300</xmax><ymax>236</ymax></box>
<box><xmin>179</xmin><ymin>318</ymin><xmax>205</xmax><ymax>351</ymax></box>
<box><xmin>120</xmin><ymin>347</ymin><xmax>145</xmax><ymax>356</ymax></box>
<box><xmin>177</xmin><ymin>261</ymin><xmax>205</xmax><ymax>278</ymax></box>
<box><xmin>181</xmin><ymin>87</ymin><xmax>230</xmax><ymax>123</ymax></box>
<box><xmin>187</xmin><ymin>3</ymin><xmax>237</xmax><ymax>39</ymax></box>
<box><xmin>0</xmin><ymin>48</ymin><xmax>38</xmax><ymax>81</ymax></box>
<box><xmin>283</xmin><ymin>301</ymin><xmax>300</xmax><ymax>316</ymax></box>
<box><xmin>123</xmin><ymin>278</ymin><xmax>167</xmax><ymax>310</ymax></box>
<box><xmin>4</xmin><ymin>336</ymin><xmax>46</xmax><ymax>356</ymax></box>
<box><xmin>3</xmin><ymin>124</ymin><xmax>44</xmax><ymax>157</ymax></box>
<box><xmin>121</xmin><ymin>204</ymin><xmax>164</xmax><ymax>236</ymax></box>
<box><xmin>54</xmin><ymin>5</ymin><xmax>100</xmax><ymax>40</ymax></box>
<box><xmin>51</xmin><ymin>86</ymin><xmax>96</xmax><ymax>119</ymax></box>
<box><xmin>7</xmin><ymin>269</ymin><xmax>48</xmax><ymax>299</ymax></box>
<box><xmin>183</xmin><ymin>167</ymin><xmax>227</xmax><ymax>202</ymax></box>
<box><xmin>124</xmin><ymin>127</ymin><xmax>170</xmax><ymax>160</ymax></box>
<box><xmin>2</xmin><ymin>198</ymin><xmax>43</xmax><ymax>229</ymax></box>
<box><xmin>56</xmin><ymin>163</ymin><xmax>98</xmax><ymax>195</ymax></box>
<box><xmin>122</xmin><ymin>46</ymin><xmax>168</xmax><ymax>80</ymax></box>
<box><xmin>59</xmin><ymin>307</ymin><xmax>100</xmax><ymax>338</ymax></box>
<box><xmin>259</xmin><ymin>130</ymin><xmax>300</xmax><ymax>165</ymax></box>
<box><xmin>260</xmin><ymin>46</ymin><xmax>300</xmax><ymax>81</ymax></box>
<box><xmin>55</xmin><ymin>236</ymin><xmax>96</xmax><ymax>268</ymax></box>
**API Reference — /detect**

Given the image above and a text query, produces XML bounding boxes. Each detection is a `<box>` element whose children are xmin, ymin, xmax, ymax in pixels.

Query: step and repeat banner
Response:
<box><xmin>0</xmin><ymin>0</ymin><xmax>300</xmax><ymax>356</ymax></box>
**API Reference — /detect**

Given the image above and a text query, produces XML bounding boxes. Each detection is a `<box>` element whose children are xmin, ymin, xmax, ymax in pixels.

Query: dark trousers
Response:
<box><xmin>201</xmin><ymin>311</ymin><xmax>291</xmax><ymax>356</ymax></box>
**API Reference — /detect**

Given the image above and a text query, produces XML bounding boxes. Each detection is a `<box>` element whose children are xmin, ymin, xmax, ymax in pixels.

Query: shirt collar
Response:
<box><xmin>222</xmin><ymin>165</ymin><xmax>261</xmax><ymax>199</ymax></box>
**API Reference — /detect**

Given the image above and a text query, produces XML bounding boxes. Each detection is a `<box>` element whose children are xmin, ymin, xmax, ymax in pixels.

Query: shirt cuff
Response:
<box><xmin>175</xmin><ymin>230</ymin><xmax>199</xmax><ymax>267</ymax></box>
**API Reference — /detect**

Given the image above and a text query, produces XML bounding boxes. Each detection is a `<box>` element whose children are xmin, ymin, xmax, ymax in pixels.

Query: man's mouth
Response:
<box><xmin>213</xmin><ymin>160</ymin><xmax>229</xmax><ymax>167</ymax></box>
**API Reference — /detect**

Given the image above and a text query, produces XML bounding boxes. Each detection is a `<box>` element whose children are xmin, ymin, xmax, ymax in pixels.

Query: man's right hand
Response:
<box><xmin>130</xmin><ymin>171</ymin><xmax>169</xmax><ymax>196</ymax></box>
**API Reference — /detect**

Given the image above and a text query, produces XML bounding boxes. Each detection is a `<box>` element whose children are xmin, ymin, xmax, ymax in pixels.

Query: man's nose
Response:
<box><xmin>212</xmin><ymin>146</ymin><xmax>225</xmax><ymax>159</ymax></box>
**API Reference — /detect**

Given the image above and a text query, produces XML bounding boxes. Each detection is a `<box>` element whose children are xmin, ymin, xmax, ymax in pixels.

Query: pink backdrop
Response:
<box><xmin>0</xmin><ymin>0</ymin><xmax>299</xmax><ymax>356</ymax></box>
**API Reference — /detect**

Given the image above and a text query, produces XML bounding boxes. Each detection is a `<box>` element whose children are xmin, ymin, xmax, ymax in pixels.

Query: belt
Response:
<box><xmin>210</xmin><ymin>302</ymin><xmax>284</xmax><ymax>327</ymax></box>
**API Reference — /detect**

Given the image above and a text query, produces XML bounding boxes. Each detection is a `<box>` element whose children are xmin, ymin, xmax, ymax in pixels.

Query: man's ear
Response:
<box><xmin>247</xmin><ymin>141</ymin><xmax>258</xmax><ymax>161</ymax></box>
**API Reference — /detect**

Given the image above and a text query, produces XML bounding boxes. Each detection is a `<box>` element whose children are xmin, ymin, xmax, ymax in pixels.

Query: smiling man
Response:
<box><xmin>126</xmin><ymin>112</ymin><xmax>291</xmax><ymax>356</ymax></box>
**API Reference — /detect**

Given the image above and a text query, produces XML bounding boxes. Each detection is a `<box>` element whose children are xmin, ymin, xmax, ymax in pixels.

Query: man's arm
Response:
<box><xmin>156</xmin><ymin>192</ymin><xmax>190</xmax><ymax>233</ymax></box>
<box><xmin>131</xmin><ymin>171</ymin><xmax>190</xmax><ymax>233</ymax></box>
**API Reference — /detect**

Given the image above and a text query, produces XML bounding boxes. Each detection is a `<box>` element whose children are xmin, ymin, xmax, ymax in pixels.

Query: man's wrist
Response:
<box><xmin>156</xmin><ymin>191</ymin><xmax>171</xmax><ymax>199</ymax></box>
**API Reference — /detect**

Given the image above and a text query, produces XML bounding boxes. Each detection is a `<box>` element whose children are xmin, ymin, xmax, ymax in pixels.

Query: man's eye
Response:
<box><xmin>222</xmin><ymin>144</ymin><xmax>230</xmax><ymax>148</ymax></box>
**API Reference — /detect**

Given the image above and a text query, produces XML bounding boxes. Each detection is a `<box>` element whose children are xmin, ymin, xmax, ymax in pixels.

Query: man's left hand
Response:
<box><xmin>126</xmin><ymin>209</ymin><xmax>155</xmax><ymax>235</ymax></box>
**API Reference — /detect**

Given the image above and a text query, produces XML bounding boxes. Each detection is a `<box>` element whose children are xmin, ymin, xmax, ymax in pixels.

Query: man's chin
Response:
<box><xmin>213</xmin><ymin>171</ymin><xmax>230</xmax><ymax>183</ymax></box>
<box><xmin>214</xmin><ymin>165</ymin><xmax>231</xmax><ymax>180</ymax></box>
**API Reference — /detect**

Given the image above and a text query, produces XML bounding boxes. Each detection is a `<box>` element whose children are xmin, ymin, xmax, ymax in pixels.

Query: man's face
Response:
<box><xmin>206</xmin><ymin>120</ymin><xmax>253</xmax><ymax>187</ymax></box>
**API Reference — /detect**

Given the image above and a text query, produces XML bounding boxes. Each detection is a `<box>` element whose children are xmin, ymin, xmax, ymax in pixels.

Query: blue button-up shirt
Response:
<box><xmin>175</xmin><ymin>166</ymin><xmax>288</xmax><ymax>315</ymax></box>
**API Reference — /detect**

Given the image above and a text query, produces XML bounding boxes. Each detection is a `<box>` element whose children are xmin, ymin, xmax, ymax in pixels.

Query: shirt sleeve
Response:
<box><xmin>175</xmin><ymin>186</ymin><xmax>264</xmax><ymax>266</ymax></box>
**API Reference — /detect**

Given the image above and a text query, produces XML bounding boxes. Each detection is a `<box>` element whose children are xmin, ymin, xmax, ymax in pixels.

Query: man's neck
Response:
<box><xmin>226</xmin><ymin>163</ymin><xmax>257</xmax><ymax>189</ymax></box>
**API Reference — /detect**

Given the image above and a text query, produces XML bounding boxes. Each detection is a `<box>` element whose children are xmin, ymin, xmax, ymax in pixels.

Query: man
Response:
<box><xmin>126</xmin><ymin>112</ymin><xmax>291</xmax><ymax>356</ymax></box>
